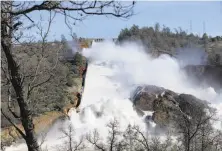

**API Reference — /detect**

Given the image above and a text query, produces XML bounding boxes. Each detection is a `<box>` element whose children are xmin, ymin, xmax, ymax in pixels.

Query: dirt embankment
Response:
<box><xmin>1</xmin><ymin>87</ymin><xmax>82</xmax><ymax>148</ymax></box>
<box><xmin>1</xmin><ymin>111</ymin><xmax>64</xmax><ymax>146</ymax></box>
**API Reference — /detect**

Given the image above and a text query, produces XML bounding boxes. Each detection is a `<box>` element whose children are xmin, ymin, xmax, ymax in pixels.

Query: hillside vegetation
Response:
<box><xmin>1</xmin><ymin>38</ymin><xmax>87</xmax><ymax>147</ymax></box>
<box><xmin>118</xmin><ymin>24</ymin><xmax>222</xmax><ymax>65</ymax></box>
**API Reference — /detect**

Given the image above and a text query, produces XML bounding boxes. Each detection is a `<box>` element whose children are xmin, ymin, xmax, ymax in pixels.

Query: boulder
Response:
<box><xmin>131</xmin><ymin>85</ymin><xmax>209</xmax><ymax>127</ymax></box>
<box><xmin>175</xmin><ymin>94</ymin><xmax>208</xmax><ymax>116</ymax></box>
<box><xmin>131</xmin><ymin>85</ymin><xmax>177</xmax><ymax>111</ymax></box>
<box><xmin>152</xmin><ymin>91</ymin><xmax>180</xmax><ymax>127</ymax></box>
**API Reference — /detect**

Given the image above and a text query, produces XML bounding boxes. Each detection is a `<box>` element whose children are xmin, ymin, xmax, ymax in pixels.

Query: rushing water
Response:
<box><xmin>5</xmin><ymin>41</ymin><xmax>222</xmax><ymax>151</ymax></box>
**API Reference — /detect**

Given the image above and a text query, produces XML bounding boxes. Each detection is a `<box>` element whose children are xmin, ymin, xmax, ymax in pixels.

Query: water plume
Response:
<box><xmin>5</xmin><ymin>41</ymin><xmax>222</xmax><ymax>151</ymax></box>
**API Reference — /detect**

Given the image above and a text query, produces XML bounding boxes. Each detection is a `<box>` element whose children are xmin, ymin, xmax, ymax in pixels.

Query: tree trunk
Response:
<box><xmin>1</xmin><ymin>22</ymin><xmax>41</xmax><ymax>151</ymax></box>
<box><xmin>186</xmin><ymin>140</ymin><xmax>190</xmax><ymax>151</ymax></box>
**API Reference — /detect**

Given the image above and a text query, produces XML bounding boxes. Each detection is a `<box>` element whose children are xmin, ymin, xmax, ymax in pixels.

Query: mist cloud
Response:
<box><xmin>5</xmin><ymin>41</ymin><xmax>222</xmax><ymax>151</ymax></box>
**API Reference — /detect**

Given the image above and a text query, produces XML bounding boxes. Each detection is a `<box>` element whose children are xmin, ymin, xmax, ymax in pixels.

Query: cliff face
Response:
<box><xmin>183</xmin><ymin>65</ymin><xmax>222</xmax><ymax>92</ymax></box>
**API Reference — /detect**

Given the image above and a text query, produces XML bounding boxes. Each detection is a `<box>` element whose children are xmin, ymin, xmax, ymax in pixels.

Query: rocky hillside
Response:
<box><xmin>183</xmin><ymin>65</ymin><xmax>222</xmax><ymax>92</ymax></box>
<box><xmin>131</xmin><ymin>85</ymin><xmax>210</xmax><ymax>128</ymax></box>
<box><xmin>1</xmin><ymin>52</ymin><xmax>87</xmax><ymax>148</ymax></box>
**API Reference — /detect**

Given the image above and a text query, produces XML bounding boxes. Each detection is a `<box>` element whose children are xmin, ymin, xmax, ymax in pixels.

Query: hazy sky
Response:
<box><xmin>28</xmin><ymin>1</ymin><xmax>222</xmax><ymax>41</ymax></box>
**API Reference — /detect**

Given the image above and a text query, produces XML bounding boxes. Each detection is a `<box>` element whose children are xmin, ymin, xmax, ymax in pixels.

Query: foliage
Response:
<box><xmin>73</xmin><ymin>52</ymin><xmax>84</xmax><ymax>67</ymax></box>
<box><xmin>118</xmin><ymin>24</ymin><xmax>222</xmax><ymax>65</ymax></box>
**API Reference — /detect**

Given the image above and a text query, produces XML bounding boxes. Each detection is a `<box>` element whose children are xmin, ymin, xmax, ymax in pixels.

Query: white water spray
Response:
<box><xmin>5</xmin><ymin>41</ymin><xmax>222</xmax><ymax>151</ymax></box>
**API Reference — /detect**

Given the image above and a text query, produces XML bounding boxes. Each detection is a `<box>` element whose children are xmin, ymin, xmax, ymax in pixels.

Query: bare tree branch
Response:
<box><xmin>1</xmin><ymin>109</ymin><xmax>26</xmax><ymax>139</ymax></box>
<box><xmin>24</xmin><ymin>14</ymin><xmax>34</xmax><ymax>23</ymax></box>
<box><xmin>58</xmin><ymin>124</ymin><xmax>85</xmax><ymax>151</ymax></box>
<box><xmin>3</xmin><ymin>1</ymin><xmax>135</xmax><ymax>19</ymax></box>
<box><xmin>86</xmin><ymin>129</ymin><xmax>106</xmax><ymax>151</ymax></box>
<box><xmin>27</xmin><ymin>74</ymin><xmax>53</xmax><ymax>99</ymax></box>
<box><xmin>132</xmin><ymin>125</ymin><xmax>150</xmax><ymax>151</ymax></box>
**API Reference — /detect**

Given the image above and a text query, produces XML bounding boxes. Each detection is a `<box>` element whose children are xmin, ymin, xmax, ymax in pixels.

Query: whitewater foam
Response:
<box><xmin>5</xmin><ymin>41</ymin><xmax>222</xmax><ymax>151</ymax></box>
<box><xmin>81</xmin><ymin>41</ymin><xmax>222</xmax><ymax>130</ymax></box>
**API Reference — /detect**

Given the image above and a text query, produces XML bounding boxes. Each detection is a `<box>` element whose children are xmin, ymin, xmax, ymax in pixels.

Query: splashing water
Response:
<box><xmin>5</xmin><ymin>41</ymin><xmax>222</xmax><ymax>151</ymax></box>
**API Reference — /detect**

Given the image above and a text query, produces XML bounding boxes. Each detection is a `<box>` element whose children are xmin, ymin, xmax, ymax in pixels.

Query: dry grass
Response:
<box><xmin>1</xmin><ymin>111</ymin><xmax>65</xmax><ymax>144</ymax></box>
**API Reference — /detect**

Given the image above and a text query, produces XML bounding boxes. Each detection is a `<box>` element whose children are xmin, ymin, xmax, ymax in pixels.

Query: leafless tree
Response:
<box><xmin>86</xmin><ymin>120</ymin><xmax>176</xmax><ymax>151</ymax></box>
<box><xmin>1</xmin><ymin>1</ymin><xmax>135</xmax><ymax>151</ymax></box>
<box><xmin>122</xmin><ymin>124</ymin><xmax>138</xmax><ymax>151</ymax></box>
<box><xmin>194</xmin><ymin>119</ymin><xmax>222</xmax><ymax>151</ymax></box>
<box><xmin>123</xmin><ymin>124</ymin><xmax>155</xmax><ymax>151</ymax></box>
<box><xmin>1</xmin><ymin>9</ymin><xmax>65</xmax><ymax>150</ymax></box>
<box><xmin>130</xmin><ymin>125</ymin><xmax>150</xmax><ymax>151</ymax></box>
<box><xmin>106</xmin><ymin>119</ymin><xmax>123</xmax><ymax>151</ymax></box>
<box><xmin>86</xmin><ymin>129</ymin><xmax>106</xmax><ymax>151</ymax></box>
<box><xmin>149</xmin><ymin>134</ymin><xmax>173</xmax><ymax>151</ymax></box>
<box><xmin>175</xmin><ymin>106</ymin><xmax>219</xmax><ymax>151</ymax></box>
<box><xmin>86</xmin><ymin>119</ymin><xmax>124</xmax><ymax>151</ymax></box>
<box><xmin>56</xmin><ymin>124</ymin><xmax>85</xmax><ymax>151</ymax></box>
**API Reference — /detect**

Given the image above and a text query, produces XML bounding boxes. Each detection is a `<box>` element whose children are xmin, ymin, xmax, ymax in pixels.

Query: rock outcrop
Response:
<box><xmin>131</xmin><ymin>85</ymin><xmax>209</xmax><ymax>127</ymax></box>
<box><xmin>183</xmin><ymin>65</ymin><xmax>222</xmax><ymax>92</ymax></box>
<box><xmin>131</xmin><ymin>85</ymin><xmax>177</xmax><ymax>111</ymax></box>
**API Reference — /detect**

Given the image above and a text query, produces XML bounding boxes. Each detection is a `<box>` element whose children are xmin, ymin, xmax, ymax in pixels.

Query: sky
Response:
<box><xmin>27</xmin><ymin>1</ymin><xmax>222</xmax><ymax>41</ymax></box>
